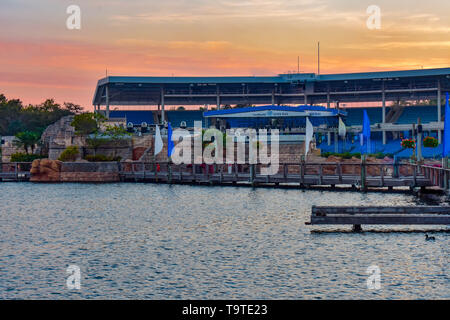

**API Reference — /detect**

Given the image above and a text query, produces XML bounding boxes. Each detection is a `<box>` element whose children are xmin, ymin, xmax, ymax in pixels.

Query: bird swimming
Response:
<box><xmin>425</xmin><ymin>234</ymin><xmax>435</xmax><ymax>241</ymax></box>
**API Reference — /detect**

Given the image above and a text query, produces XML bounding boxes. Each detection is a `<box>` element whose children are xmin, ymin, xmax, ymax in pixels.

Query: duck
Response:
<box><xmin>425</xmin><ymin>234</ymin><xmax>436</xmax><ymax>241</ymax></box>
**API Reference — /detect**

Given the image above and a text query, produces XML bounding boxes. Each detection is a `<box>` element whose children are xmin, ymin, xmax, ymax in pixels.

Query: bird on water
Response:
<box><xmin>425</xmin><ymin>234</ymin><xmax>436</xmax><ymax>241</ymax></box>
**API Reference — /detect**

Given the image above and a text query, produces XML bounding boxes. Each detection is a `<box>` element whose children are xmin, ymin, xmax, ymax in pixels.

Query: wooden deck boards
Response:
<box><xmin>308</xmin><ymin>206</ymin><xmax>450</xmax><ymax>226</ymax></box>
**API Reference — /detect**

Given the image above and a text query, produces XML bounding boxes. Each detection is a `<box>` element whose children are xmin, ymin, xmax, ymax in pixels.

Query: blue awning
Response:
<box><xmin>203</xmin><ymin>105</ymin><xmax>346</xmax><ymax>118</ymax></box>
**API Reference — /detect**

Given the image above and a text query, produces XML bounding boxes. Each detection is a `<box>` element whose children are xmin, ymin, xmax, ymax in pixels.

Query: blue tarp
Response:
<box><xmin>362</xmin><ymin>110</ymin><xmax>371</xmax><ymax>154</ymax></box>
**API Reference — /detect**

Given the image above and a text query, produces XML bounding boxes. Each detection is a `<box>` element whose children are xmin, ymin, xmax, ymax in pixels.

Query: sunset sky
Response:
<box><xmin>1</xmin><ymin>0</ymin><xmax>449</xmax><ymax>110</ymax></box>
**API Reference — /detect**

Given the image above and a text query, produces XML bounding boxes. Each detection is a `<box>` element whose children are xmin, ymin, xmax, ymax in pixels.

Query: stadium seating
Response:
<box><xmin>343</xmin><ymin>108</ymin><xmax>388</xmax><ymax>126</ymax></box>
<box><xmin>166</xmin><ymin>111</ymin><xmax>205</xmax><ymax>128</ymax></box>
<box><xmin>109</xmin><ymin>111</ymin><xmax>154</xmax><ymax>126</ymax></box>
<box><xmin>395</xmin><ymin>106</ymin><xmax>442</xmax><ymax>124</ymax></box>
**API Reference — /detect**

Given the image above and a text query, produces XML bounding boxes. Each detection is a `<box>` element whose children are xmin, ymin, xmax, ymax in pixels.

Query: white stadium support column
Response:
<box><xmin>161</xmin><ymin>87</ymin><xmax>165</xmax><ymax>124</ymax></box>
<box><xmin>438</xmin><ymin>80</ymin><xmax>442</xmax><ymax>144</ymax></box>
<box><xmin>382</xmin><ymin>81</ymin><xmax>386</xmax><ymax>145</ymax></box>
<box><xmin>105</xmin><ymin>85</ymin><xmax>110</xmax><ymax>119</ymax></box>
<box><xmin>327</xmin><ymin>92</ymin><xmax>330</xmax><ymax>109</ymax></box>
<box><xmin>216</xmin><ymin>86</ymin><xmax>220</xmax><ymax>110</ymax></box>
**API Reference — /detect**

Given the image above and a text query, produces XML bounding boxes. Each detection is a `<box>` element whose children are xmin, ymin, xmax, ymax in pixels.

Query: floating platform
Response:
<box><xmin>307</xmin><ymin>206</ymin><xmax>450</xmax><ymax>231</ymax></box>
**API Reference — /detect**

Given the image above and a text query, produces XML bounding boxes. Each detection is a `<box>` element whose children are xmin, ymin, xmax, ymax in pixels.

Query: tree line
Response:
<box><xmin>0</xmin><ymin>93</ymin><xmax>83</xmax><ymax>160</ymax></box>
<box><xmin>0</xmin><ymin>93</ymin><xmax>83</xmax><ymax>137</ymax></box>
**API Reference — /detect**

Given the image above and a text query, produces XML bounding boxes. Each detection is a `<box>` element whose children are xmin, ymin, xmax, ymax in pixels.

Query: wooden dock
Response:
<box><xmin>1</xmin><ymin>160</ymin><xmax>449</xmax><ymax>194</ymax></box>
<box><xmin>0</xmin><ymin>162</ymin><xmax>31</xmax><ymax>182</ymax></box>
<box><xmin>118</xmin><ymin>161</ymin><xmax>438</xmax><ymax>191</ymax></box>
<box><xmin>307</xmin><ymin>206</ymin><xmax>450</xmax><ymax>231</ymax></box>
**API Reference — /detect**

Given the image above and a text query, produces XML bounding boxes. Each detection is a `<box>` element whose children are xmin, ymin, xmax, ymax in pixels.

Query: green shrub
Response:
<box><xmin>85</xmin><ymin>154</ymin><xmax>121</xmax><ymax>162</ymax></box>
<box><xmin>320</xmin><ymin>152</ymin><xmax>361</xmax><ymax>159</ymax></box>
<box><xmin>10</xmin><ymin>152</ymin><xmax>46</xmax><ymax>162</ymax></box>
<box><xmin>58</xmin><ymin>146</ymin><xmax>79</xmax><ymax>162</ymax></box>
<box><xmin>423</xmin><ymin>136</ymin><xmax>438</xmax><ymax>148</ymax></box>
<box><xmin>368</xmin><ymin>152</ymin><xmax>386</xmax><ymax>159</ymax></box>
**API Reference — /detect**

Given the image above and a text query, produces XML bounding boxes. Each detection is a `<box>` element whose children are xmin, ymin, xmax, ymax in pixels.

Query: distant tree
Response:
<box><xmin>0</xmin><ymin>94</ymin><xmax>75</xmax><ymax>136</ymax></box>
<box><xmin>13</xmin><ymin>131</ymin><xmax>40</xmax><ymax>154</ymax></box>
<box><xmin>71</xmin><ymin>113</ymin><xmax>105</xmax><ymax>135</ymax></box>
<box><xmin>234</xmin><ymin>104</ymin><xmax>253</xmax><ymax>108</ymax></box>
<box><xmin>64</xmin><ymin>102</ymin><xmax>83</xmax><ymax>114</ymax></box>
<box><xmin>40</xmin><ymin>99</ymin><xmax>61</xmax><ymax>112</ymax></box>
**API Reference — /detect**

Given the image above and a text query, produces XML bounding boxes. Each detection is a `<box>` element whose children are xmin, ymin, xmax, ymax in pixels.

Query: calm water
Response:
<box><xmin>0</xmin><ymin>183</ymin><xmax>448</xmax><ymax>299</ymax></box>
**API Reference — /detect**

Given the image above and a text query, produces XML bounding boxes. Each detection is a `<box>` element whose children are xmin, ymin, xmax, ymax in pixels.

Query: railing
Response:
<box><xmin>420</xmin><ymin>165</ymin><xmax>450</xmax><ymax>189</ymax></box>
<box><xmin>0</xmin><ymin>162</ymin><xmax>32</xmax><ymax>181</ymax></box>
<box><xmin>118</xmin><ymin>161</ymin><xmax>430</xmax><ymax>189</ymax></box>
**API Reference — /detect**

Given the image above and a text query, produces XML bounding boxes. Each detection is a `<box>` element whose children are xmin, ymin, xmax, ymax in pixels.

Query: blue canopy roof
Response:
<box><xmin>203</xmin><ymin>105</ymin><xmax>346</xmax><ymax>118</ymax></box>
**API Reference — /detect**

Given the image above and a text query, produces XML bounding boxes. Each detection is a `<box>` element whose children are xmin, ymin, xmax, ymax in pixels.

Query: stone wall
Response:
<box><xmin>1</xmin><ymin>136</ymin><xmax>23</xmax><ymax>162</ymax></box>
<box><xmin>30</xmin><ymin>159</ymin><xmax>120</xmax><ymax>182</ymax></box>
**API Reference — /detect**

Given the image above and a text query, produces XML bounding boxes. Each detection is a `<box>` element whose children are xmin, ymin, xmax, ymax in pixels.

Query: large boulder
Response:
<box><xmin>30</xmin><ymin>159</ymin><xmax>62</xmax><ymax>182</ymax></box>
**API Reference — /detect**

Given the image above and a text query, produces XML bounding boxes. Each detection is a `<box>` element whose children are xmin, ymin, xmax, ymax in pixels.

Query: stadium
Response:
<box><xmin>92</xmin><ymin>67</ymin><xmax>450</xmax><ymax>159</ymax></box>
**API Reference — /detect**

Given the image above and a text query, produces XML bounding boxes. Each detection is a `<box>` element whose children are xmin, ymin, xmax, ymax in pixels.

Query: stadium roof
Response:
<box><xmin>96</xmin><ymin>68</ymin><xmax>450</xmax><ymax>86</ymax></box>
<box><xmin>93</xmin><ymin>67</ymin><xmax>450</xmax><ymax>106</ymax></box>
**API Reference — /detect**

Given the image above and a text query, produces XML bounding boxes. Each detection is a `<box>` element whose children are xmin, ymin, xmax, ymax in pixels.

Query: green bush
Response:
<box><xmin>10</xmin><ymin>152</ymin><xmax>46</xmax><ymax>162</ymax></box>
<box><xmin>85</xmin><ymin>154</ymin><xmax>121</xmax><ymax>162</ymax></box>
<box><xmin>320</xmin><ymin>152</ymin><xmax>361</xmax><ymax>159</ymax></box>
<box><xmin>423</xmin><ymin>136</ymin><xmax>438</xmax><ymax>148</ymax></box>
<box><xmin>368</xmin><ymin>152</ymin><xmax>386</xmax><ymax>159</ymax></box>
<box><xmin>58</xmin><ymin>146</ymin><xmax>79</xmax><ymax>162</ymax></box>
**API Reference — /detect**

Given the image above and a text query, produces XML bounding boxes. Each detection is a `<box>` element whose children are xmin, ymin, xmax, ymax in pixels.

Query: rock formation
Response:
<box><xmin>30</xmin><ymin>159</ymin><xmax>62</xmax><ymax>182</ymax></box>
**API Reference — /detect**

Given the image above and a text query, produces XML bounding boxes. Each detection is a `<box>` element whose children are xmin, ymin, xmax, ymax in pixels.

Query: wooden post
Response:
<box><xmin>443</xmin><ymin>157</ymin><xmax>449</xmax><ymax>193</ymax></box>
<box><xmin>393</xmin><ymin>156</ymin><xmax>399</xmax><ymax>178</ymax></box>
<box><xmin>301</xmin><ymin>157</ymin><xmax>305</xmax><ymax>186</ymax></box>
<box><xmin>361</xmin><ymin>155</ymin><xmax>367</xmax><ymax>192</ymax></box>
<box><xmin>168</xmin><ymin>163</ymin><xmax>172</xmax><ymax>184</ymax></box>
<box><xmin>380</xmin><ymin>164</ymin><xmax>384</xmax><ymax>187</ymax></box>
<box><xmin>337</xmin><ymin>163</ymin><xmax>342</xmax><ymax>184</ymax></box>
<box><xmin>417</xmin><ymin>118</ymin><xmax>423</xmax><ymax>162</ymax></box>
<box><xmin>318</xmin><ymin>164</ymin><xmax>323</xmax><ymax>185</ymax></box>
<box><xmin>250</xmin><ymin>164</ymin><xmax>256</xmax><ymax>186</ymax></box>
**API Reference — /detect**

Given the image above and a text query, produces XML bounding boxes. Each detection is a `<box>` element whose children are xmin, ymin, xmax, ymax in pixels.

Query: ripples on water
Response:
<box><xmin>0</xmin><ymin>183</ymin><xmax>448</xmax><ymax>299</ymax></box>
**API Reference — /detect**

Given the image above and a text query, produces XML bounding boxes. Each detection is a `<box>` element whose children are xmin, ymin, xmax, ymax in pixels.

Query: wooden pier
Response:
<box><xmin>118</xmin><ymin>161</ymin><xmax>441</xmax><ymax>191</ymax></box>
<box><xmin>307</xmin><ymin>206</ymin><xmax>450</xmax><ymax>231</ymax></box>
<box><xmin>0</xmin><ymin>162</ymin><xmax>31</xmax><ymax>182</ymax></box>
<box><xmin>1</xmin><ymin>160</ymin><xmax>449</xmax><ymax>194</ymax></box>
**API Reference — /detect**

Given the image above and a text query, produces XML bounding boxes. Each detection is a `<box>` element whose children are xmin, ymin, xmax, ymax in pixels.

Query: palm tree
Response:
<box><xmin>13</xmin><ymin>131</ymin><xmax>40</xmax><ymax>154</ymax></box>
